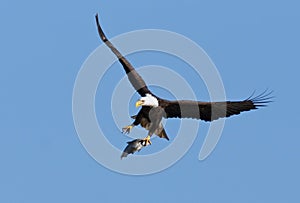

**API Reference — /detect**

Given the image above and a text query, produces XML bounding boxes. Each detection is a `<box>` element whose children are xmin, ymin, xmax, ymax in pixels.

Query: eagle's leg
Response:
<box><xmin>143</xmin><ymin>135</ymin><xmax>152</xmax><ymax>145</ymax></box>
<box><xmin>122</xmin><ymin>113</ymin><xmax>143</xmax><ymax>134</ymax></box>
<box><xmin>122</xmin><ymin>124</ymin><xmax>135</xmax><ymax>134</ymax></box>
<box><xmin>142</xmin><ymin>112</ymin><xmax>162</xmax><ymax>145</ymax></box>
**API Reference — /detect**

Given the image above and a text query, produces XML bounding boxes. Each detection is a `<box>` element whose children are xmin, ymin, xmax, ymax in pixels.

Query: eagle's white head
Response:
<box><xmin>135</xmin><ymin>93</ymin><xmax>159</xmax><ymax>107</ymax></box>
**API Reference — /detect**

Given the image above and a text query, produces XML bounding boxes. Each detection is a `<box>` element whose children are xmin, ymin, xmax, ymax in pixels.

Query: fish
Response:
<box><xmin>121</xmin><ymin>139</ymin><xmax>150</xmax><ymax>159</ymax></box>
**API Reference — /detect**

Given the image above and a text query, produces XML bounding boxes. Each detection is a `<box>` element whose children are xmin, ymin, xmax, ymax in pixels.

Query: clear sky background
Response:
<box><xmin>1</xmin><ymin>0</ymin><xmax>299</xmax><ymax>202</ymax></box>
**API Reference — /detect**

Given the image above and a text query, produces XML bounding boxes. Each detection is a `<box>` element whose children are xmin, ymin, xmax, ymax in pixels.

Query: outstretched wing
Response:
<box><xmin>164</xmin><ymin>91</ymin><xmax>273</xmax><ymax>121</ymax></box>
<box><xmin>95</xmin><ymin>14</ymin><xmax>151</xmax><ymax>96</ymax></box>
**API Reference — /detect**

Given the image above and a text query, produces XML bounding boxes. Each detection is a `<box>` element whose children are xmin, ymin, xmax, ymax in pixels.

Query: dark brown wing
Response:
<box><xmin>95</xmin><ymin>14</ymin><xmax>151</xmax><ymax>96</ymax></box>
<box><xmin>164</xmin><ymin>91</ymin><xmax>273</xmax><ymax>122</ymax></box>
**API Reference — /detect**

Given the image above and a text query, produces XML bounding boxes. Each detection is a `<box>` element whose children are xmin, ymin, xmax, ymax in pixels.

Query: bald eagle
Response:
<box><xmin>95</xmin><ymin>14</ymin><xmax>272</xmax><ymax>146</ymax></box>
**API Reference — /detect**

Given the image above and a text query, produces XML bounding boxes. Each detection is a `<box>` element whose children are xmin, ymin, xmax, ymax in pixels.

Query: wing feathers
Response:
<box><xmin>165</xmin><ymin>91</ymin><xmax>273</xmax><ymax>121</ymax></box>
<box><xmin>95</xmin><ymin>14</ymin><xmax>151</xmax><ymax>96</ymax></box>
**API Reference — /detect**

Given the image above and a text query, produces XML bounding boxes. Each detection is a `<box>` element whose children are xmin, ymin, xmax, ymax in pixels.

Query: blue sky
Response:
<box><xmin>1</xmin><ymin>0</ymin><xmax>299</xmax><ymax>202</ymax></box>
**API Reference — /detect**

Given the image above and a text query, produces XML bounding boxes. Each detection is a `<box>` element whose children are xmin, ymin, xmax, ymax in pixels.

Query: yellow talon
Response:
<box><xmin>122</xmin><ymin>125</ymin><xmax>133</xmax><ymax>134</ymax></box>
<box><xmin>144</xmin><ymin>135</ymin><xmax>152</xmax><ymax>145</ymax></box>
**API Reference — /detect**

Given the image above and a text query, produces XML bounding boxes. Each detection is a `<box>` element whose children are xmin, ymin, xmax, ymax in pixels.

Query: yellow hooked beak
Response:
<box><xmin>135</xmin><ymin>100</ymin><xmax>144</xmax><ymax>108</ymax></box>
